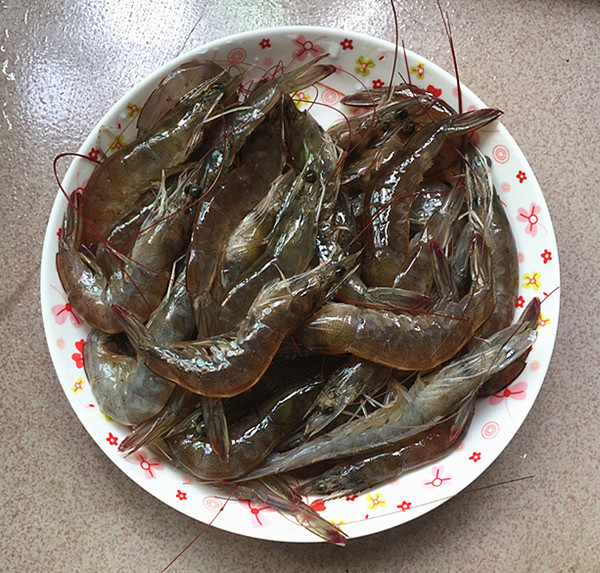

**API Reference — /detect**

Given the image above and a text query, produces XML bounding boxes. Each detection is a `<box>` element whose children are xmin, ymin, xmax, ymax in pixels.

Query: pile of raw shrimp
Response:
<box><xmin>57</xmin><ymin>56</ymin><xmax>540</xmax><ymax>544</ymax></box>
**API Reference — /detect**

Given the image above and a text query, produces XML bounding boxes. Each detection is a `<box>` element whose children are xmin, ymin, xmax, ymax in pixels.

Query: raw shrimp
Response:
<box><xmin>213</xmin><ymin>122</ymin><xmax>341</xmax><ymax>333</ymax></box>
<box><xmin>328</xmin><ymin>96</ymin><xmax>433</xmax><ymax>157</ymax></box>
<box><xmin>464</xmin><ymin>143</ymin><xmax>519</xmax><ymax>338</ymax></box>
<box><xmin>165</xmin><ymin>373</ymin><xmax>323</xmax><ymax>480</ymax></box>
<box><xmin>114</xmin><ymin>253</ymin><xmax>358</xmax><ymax>398</ymax></box>
<box><xmin>83</xmin><ymin>268</ymin><xmax>196</xmax><ymax>425</ymax></box>
<box><xmin>81</xmin><ymin>70</ymin><xmax>237</xmax><ymax>244</ymax></box>
<box><xmin>57</xmin><ymin>170</ymin><xmax>199</xmax><ymax>333</ymax></box>
<box><xmin>362</xmin><ymin>108</ymin><xmax>502</xmax><ymax>287</ymax></box>
<box><xmin>301</xmin><ymin>394</ymin><xmax>475</xmax><ymax>497</ymax></box>
<box><xmin>186</xmin><ymin>109</ymin><xmax>287</xmax><ymax>336</ymax></box>
<box><xmin>292</xmin><ymin>236</ymin><xmax>495</xmax><ymax>371</ymax></box>
<box><xmin>239</xmin><ymin>312</ymin><xmax>537</xmax><ymax>481</ymax></box>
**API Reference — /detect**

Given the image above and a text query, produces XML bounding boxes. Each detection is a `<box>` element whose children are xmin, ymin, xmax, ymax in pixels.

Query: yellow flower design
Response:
<box><xmin>410</xmin><ymin>61</ymin><xmax>426</xmax><ymax>79</ymax></box>
<box><xmin>355</xmin><ymin>56</ymin><xmax>375</xmax><ymax>77</ymax></box>
<box><xmin>71</xmin><ymin>377</ymin><xmax>85</xmax><ymax>393</ymax></box>
<box><xmin>329</xmin><ymin>518</ymin><xmax>345</xmax><ymax>527</ymax></box>
<box><xmin>522</xmin><ymin>271</ymin><xmax>542</xmax><ymax>291</ymax></box>
<box><xmin>366</xmin><ymin>492</ymin><xmax>386</xmax><ymax>510</ymax></box>
<box><xmin>99</xmin><ymin>409</ymin><xmax>113</xmax><ymax>422</ymax></box>
<box><xmin>127</xmin><ymin>102</ymin><xmax>141</xmax><ymax>118</ymax></box>
<box><xmin>109</xmin><ymin>133</ymin><xmax>125</xmax><ymax>153</ymax></box>
<box><xmin>538</xmin><ymin>313</ymin><xmax>551</xmax><ymax>328</ymax></box>
<box><xmin>291</xmin><ymin>91</ymin><xmax>312</xmax><ymax>110</ymax></box>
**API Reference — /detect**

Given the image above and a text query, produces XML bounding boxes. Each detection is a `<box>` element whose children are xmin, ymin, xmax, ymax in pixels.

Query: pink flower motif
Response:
<box><xmin>130</xmin><ymin>451</ymin><xmax>164</xmax><ymax>479</ymax></box>
<box><xmin>424</xmin><ymin>466</ymin><xmax>451</xmax><ymax>488</ymax></box>
<box><xmin>259</xmin><ymin>38</ymin><xmax>271</xmax><ymax>49</ymax></box>
<box><xmin>489</xmin><ymin>381</ymin><xmax>528</xmax><ymax>405</ymax></box>
<box><xmin>516</xmin><ymin>170</ymin><xmax>527</xmax><ymax>183</ymax></box>
<box><xmin>292</xmin><ymin>35</ymin><xmax>325</xmax><ymax>61</ymax></box>
<box><xmin>340</xmin><ymin>38</ymin><xmax>353</xmax><ymax>50</ymax></box>
<box><xmin>246</xmin><ymin>501</ymin><xmax>272</xmax><ymax>528</ymax></box>
<box><xmin>517</xmin><ymin>203</ymin><xmax>542</xmax><ymax>237</ymax></box>
<box><xmin>51</xmin><ymin>302</ymin><xmax>82</xmax><ymax>328</ymax></box>
<box><xmin>372</xmin><ymin>78</ymin><xmax>384</xmax><ymax>89</ymax></box>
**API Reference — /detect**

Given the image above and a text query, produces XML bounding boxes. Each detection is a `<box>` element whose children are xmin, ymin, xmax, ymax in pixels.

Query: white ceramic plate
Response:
<box><xmin>41</xmin><ymin>26</ymin><xmax>560</xmax><ymax>542</ymax></box>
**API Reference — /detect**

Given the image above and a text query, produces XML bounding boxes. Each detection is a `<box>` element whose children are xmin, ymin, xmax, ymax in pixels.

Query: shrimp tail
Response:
<box><xmin>202</xmin><ymin>396</ymin><xmax>230</xmax><ymax>462</ymax></box>
<box><xmin>276</xmin><ymin>54</ymin><xmax>337</xmax><ymax>94</ymax></box>
<box><xmin>112</xmin><ymin>304</ymin><xmax>155</xmax><ymax>350</ymax></box>
<box><xmin>118</xmin><ymin>386</ymin><xmax>195</xmax><ymax>454</ymax></box>
<box><xmin>241</xmin><ymin>477</ymin><xmax>348</xmax><ymax>546</ymax></box>
<box><xmin>443</xmin><ymin>108</ymin><xmax>503</xmax><ymax>136</ymax></box>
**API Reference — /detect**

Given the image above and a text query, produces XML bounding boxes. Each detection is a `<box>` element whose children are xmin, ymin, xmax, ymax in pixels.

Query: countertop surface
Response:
<box><xmin>1</xmin><ymin>0</ymin><xmax>598</xmax><ymax>571</ymax></box>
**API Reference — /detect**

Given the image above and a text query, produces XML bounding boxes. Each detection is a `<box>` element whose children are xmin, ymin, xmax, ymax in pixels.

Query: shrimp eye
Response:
<box><xmin>186</xmin><ymin>185</ymin><xmax>203</xmax><ymax>200</ymax></box>
<box><xmin>304</xmin><ymin>170</ymin><xmax>318</xmax><ymax>183</ymax></box>
<box><xmin>403</xmin><ymin>122</ymin><xmax>415</xmax><ymax>135</ymax></box>
<box><xmin>395</xmin><ymin>108</ymin><xmax>409</xmax><ymax>119</ymax></box>
<box><xmin>335</xmin><ymin>266</ymin><xmax>346</xmax><ymax>278</ymax></box>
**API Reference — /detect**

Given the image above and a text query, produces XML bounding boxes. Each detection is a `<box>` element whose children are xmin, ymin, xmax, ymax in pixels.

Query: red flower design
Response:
<box><xmin>340</xmin><ymin>38</ymin><xmax>353</xmax><ymax>50</ymax></box>
<box><xmin>397</xmin><ymin>500</ymin><xmax>411</xmax><ymax>512</ymax></box>
<box><xmin>516</xmin><ymin>170</ymin><xmax>527</xmax><ymax>183</ymax></box>
<box><xmin>310</xmin><ymin>498</ymin><xmax>326</xmax><ymax>512</ymax></box>
<box><xmin>106</xmin><ymin>433</ymin><xmax>118</xmax><ymax>446</ymax></box>
<box><xmin>259</xmin><ymin>38</ymin><xmax>271</xmax><ymax>49</ymax></box>
<box><xmin>346</xmin><ymin>494</ymin><xmax>358</xmax><ymax>501</ymax></box>
<box><xmin>372</xmin><ymin>78</ymin><xmax>384</xmax><ymax>89</ymax></box>
<box><xmin>71</xmin><ymin>339</ymin><xmax>85</xmax><ymax>368</ymax></box>
<box><xmin>426</xmin><ymin>85</ymin><xmax>442</xmax><ymax>98</ymax></box>
<box><xmin>515</xmin><ymin>295</ymin><xmax>525</xmax><ymax>308</ymax></box>
<box><xmin>176</xmin><ymin>490</ymin><xmax>187</xmax><ymax>501</ymax></box>
<box><xmin>541</xmin><ymin>249</ymin><xmax>552</xmax><ymax>264</ymax></box>
<box><xmin>88</xmin><ymin>148</ymin><xmax>99</xmax><ymax>161</ymax></box>
<box><xmin>469</xmin><ymin>452</ymin><xmax>481</xmax><ymax>462</ymax></box>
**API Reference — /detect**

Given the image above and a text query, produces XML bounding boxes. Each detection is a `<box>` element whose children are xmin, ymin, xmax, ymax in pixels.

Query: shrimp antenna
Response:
<box><xmin>386</xmin><ymin>0</ymin><xmax>401</xmax><ymax>103</ymax></box>
<box><xmin>435</xmin><ymin>0</ymin><xmax>463</xmax><ymax>113</ymax></box>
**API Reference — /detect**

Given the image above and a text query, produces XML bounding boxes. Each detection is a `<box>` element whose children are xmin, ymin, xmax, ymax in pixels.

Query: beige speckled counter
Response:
<box><xmin>1</xmin><ymin>0</ymin><xmax>598</xmax><ymax>571</ymax></box>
